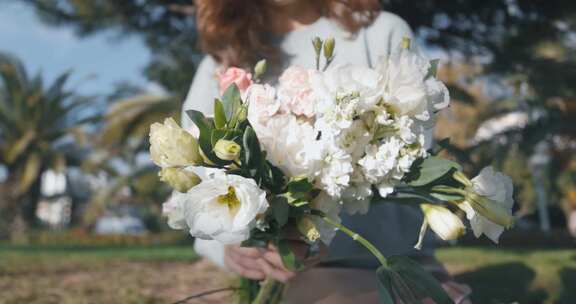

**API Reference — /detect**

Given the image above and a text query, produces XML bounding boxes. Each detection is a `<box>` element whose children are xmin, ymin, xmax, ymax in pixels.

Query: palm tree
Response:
<box><xmin>0</xmin><ymin>53</ymin><xmax>99</xmax><ymax>239</ymax></box>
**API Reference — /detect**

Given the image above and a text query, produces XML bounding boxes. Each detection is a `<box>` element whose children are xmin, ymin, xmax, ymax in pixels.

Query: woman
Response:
<box><xmin>183</xmin><ymin>1</ymin><xmax>471</xmax><ymax>303</ymax></box>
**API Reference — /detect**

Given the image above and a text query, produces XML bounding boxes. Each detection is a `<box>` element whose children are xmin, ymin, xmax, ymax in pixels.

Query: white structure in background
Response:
<box><xmin>529</xmin><ymin>141</ymin><xmax>552</xmax><ymax>232</ymax></box>
<box><xmin>94</xmin><ymin>214</ymin><xmax>146</xmax><ymax>235</ymax></box>
<box><xmin>473</xmin><ymin>111</ymin><xmax>529</xmax><ymax>144</ymax></box>
<box><xmin>36</xmin><ymin>197</ymin><xmax>71</xmax><ymax>228</ymax></box>
<box><xmin>36</xmin><ymin>170</ymin><xmax>71</xmax><ymax>228</ymax></box>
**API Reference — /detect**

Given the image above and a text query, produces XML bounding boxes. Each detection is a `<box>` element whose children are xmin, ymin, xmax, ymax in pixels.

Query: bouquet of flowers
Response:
<box><xmin>149</xmin><ymin>37</ymin><xmax>515</xmax><ymax>304</ymax></box>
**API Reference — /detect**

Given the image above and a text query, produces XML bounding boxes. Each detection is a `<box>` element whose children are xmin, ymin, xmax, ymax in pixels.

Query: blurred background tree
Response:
<box><xmin>0</xmin><ymin>53</ymin><xmax>100</xmax><ymax>240</ymax></box>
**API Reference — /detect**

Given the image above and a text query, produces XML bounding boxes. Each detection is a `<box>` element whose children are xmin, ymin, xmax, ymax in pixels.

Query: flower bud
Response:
<box><xmin>312</xmin><ymin>37</ymin><xmax>323</xmax><ymax>55</ymax></box>
<box><xmin>254</xmin><ymin>59</ymin><xmax>267</xmax><ymax>80</ymax></box>
<box><xmin>298</xmin><ymin>217</ymin><xmax>320</xmax><ymax>242</ymax></box>
<box><xmin>214</xmin><ymin>139</ymin><xmax>241</xmax><ymax>161</ymax></box>
<box><xmin>149</xmin><ymin>118</ymin><xmax>202</xmax><ymax>167</ymax></box>
<box><xmin>323</xmin><ymin>37</ymin><xmax>335</xmax><ymax>59</ymax></box>
<box><xmin>236</xmin><ymin>106</ymin><xmax>248</xmax><ymax>123</ymax></box>
<box><xmin>464</xmin><ymin>192</ymin><xmax>514</xmax><ymax>228</ymax></box>
<box><xmin>159</xmin><ymin>167</ymin><xmax>201</xmax><ymax>193</ymax></box>
<box><xmin>401</xmin><ymin>37</ymin><xmax>411</xmax><ymax>49</ymax></box>
<box><xmin>421</xmin><ymin>204</ymin><xmax>465</xmax><ymax>241</ymax></box>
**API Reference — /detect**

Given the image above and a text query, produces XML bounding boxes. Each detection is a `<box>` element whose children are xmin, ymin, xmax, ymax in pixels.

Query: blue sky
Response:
<box><xmin>0</xmin><ymin>1</ymin><xmax>151</xmax><ymax>96</ymax></box>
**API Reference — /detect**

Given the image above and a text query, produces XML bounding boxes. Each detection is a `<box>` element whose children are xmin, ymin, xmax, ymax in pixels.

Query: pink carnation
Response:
<box><xmin>246</xmin><ymin>84</ymin><xmax>279</xmax><ymax>125</ymax></box>
<box><xmin>278</xmin><ymin>66</ymin><xmax>316</xmax><ymax>118</ymax></box>
<box><xmin>217</xmin><ymin>67</ymin><xmax>253</xmax><ymax>94</ymax></box>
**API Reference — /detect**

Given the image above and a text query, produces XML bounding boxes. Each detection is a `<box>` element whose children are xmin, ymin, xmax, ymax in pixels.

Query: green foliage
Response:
<box><xmin>405</xmin><ymin>156</ymin><xmax>462</xmax><ymax>187</ymax></box>
<box><xmin>387</xmin><ymin>256</ymin><xmax>453</xmax><ymax>304</ymax></box>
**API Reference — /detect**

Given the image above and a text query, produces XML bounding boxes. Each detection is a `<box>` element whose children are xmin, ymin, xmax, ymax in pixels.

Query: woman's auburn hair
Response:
<box><xmin>195</xmin><ymin>0</ymin><xmax>381</xmax><ymax>68</ymax></box>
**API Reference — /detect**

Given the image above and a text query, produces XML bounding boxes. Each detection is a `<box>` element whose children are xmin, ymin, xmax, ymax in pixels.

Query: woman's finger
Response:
<box><xmin>233</xmin><ymin>246</ymin><xmax>265</xmax><ymax>258</ymax></box>
<box><xmin>257</xmin><ymin>258</ymin><xmax>295</xmax><ymax>283</ymax></box>
<box><xmin>263</xmin><ymin>249</ymin><xmax>289</xmax><ymax>270</ymax></box>
<box><xmin>224</xmin><ymin>251</ymin><xmax>266</xmax><ymax>280</ymax></box>
<box><xmin>228</xmin><ymin>246</ymin><xmax>264</xmax><ymax>270</ymax></box>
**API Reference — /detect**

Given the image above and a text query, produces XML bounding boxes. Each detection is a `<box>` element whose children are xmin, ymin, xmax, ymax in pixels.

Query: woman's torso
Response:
<box><xmin>184</xmin><ymin>12</ymin><xmax>434</xmax><ymax>265</ymax></box>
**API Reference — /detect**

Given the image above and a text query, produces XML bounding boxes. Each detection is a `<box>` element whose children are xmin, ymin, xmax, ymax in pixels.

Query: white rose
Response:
<box><xmin>310</xmin><ymin>64</ymin><xmax>383</xmax><ymax>114</ymax></box>
<box><xmin>254</xmin><ymin>114</ymin><xmax>321</xmax><ymax>178</ymax></box>
<box><xmin>149</xmin><ymin>118</ymin><xmax>202</xmax><ymax>167</ymax></box>
<box><xmin>459</xmin><ymin>167</ymin><xmax>515</xmax><ymax>243</ymax></box>
<box><xmin>245</xmin><ymin>84</ymin><xmax>280</xmax><ymax>125</ymax></box>
<box><xmin>163</xmin><ymin>173</ymin><xmax>269</xmax><ymax>244</ymax></box>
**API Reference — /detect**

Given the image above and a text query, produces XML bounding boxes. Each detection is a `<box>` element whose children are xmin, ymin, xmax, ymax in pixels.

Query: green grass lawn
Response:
<box><xmin>437</xmin><ymin>247</ymin><xmax>576</xmax><ymax>304</ymax></box>
<box><xmin>0</xmin><ymin>244</ymin><xmax>574</xmax><ymax>303</ymax></box>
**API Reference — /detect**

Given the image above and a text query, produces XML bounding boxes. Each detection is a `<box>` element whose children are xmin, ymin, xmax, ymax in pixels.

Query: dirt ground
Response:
<box><xmin>0</xmin><ymin>258</ymin><xmax>233</xmax><ymax>304</ymax></box>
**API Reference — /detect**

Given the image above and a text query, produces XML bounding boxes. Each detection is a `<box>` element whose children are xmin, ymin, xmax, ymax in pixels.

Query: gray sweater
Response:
<box><xmin>185</xmin><ymin>12</ymin><xmax>433</xmax><ymax>268</ymax></box>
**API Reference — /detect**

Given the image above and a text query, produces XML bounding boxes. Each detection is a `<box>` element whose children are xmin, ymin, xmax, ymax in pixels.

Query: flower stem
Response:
<box><xmin>251</xmin><ymin>278</ymin><xmax>280</xmax><ymax>304</ymax></box>
<box><xmin>431</xmin><ymin>185</ymin><xmax>468</xmax><ymax>196</ymax></box>
<box><xmin>310</xmin><ymin>210</ymin><xmax>388</xmax><ymax>266</ymax></box>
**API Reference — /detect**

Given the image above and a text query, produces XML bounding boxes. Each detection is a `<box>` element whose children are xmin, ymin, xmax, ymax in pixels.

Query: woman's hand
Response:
<box><xmin>223</xmin><ymin>241</ymin><xmax>326</xmax><ymax>283</ymax></box>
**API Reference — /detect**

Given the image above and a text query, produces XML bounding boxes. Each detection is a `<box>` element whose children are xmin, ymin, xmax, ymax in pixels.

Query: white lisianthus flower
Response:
<box><xmin>245</xmin><ymin>84</ymin><xmax>279</xmax><ymax>125</ymax></box>
<box><xmin>459</xmin><ymin>167</ymin><xmax>515</xmax><ymax>243</ymax></box>
<box><xmin>149</xmin><ymin>118</ymin><xmax>202</xmax><ymax>167</ymax></box>
<box><xmin>310</xmin><ymin>192</ymin><xmax>342</xmax><ymax>245</ymax></box>
<box><xmin>421</xmin><ymin>204</ymin><xmax>466</xmax><ymax>241</ymax></box>
<box><xmin>254</xmin><ymin>114</ymin><xmax>321</xmax><ymax>178</ymax></box>
<box><xmin>378</xmin><ymin>45</ymin><xmax>450</xmax><ymax>121</ymax></box>
<box><xmin>162</xmin><ymin>174</ymin><xmax>269</xmax><ymax>244</ymax></box>
<box><xmin>162</xmin><ymin>192</ymin><xmax>188</xmax><ymax>230</ymax></box>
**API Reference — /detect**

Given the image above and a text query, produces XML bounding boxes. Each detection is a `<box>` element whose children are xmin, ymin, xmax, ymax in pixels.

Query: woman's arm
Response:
<box><xmin>181</xmin><ymin>56</ymin><xmax>219</xmax><ymax>130</ymax></box>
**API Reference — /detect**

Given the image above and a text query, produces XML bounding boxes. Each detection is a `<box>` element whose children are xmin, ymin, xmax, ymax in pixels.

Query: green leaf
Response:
<box><xmin>186</xmin><ymin>110</ymin><xmax>226</xmax><ymax>165</ymax></box>
<box><xmin>376</xmin><ymin>267</ymin><xmax>397</xmax><ymax>304</ymax></box>
<box><xmin>242</xmin><ymin>126</ymin><xmax>262</xmax><ymax>168</ymax></box>
<box><xmin>221</xmin><ymin>83</ymin><xmax>241</xmax><ymax>120</ymax></box>
<box><xmin>287</xmin><ymin>177</ymin><xmax>314</xmax><ymax>194</ymax></box>
<box><xmin>407</xmin><ymin>156</ymin><xmax>462</xmax><ymax>187</ymax></box>
<box><xmin>271</xmin><ymin>196</ymin><xmax>290</xmax><ymax>227</ymax></box>
<box><xmin>277</xmin><ymin>240</ymin><xmax>302</xmax><ymax>271</ymax></box>
<box><xmin>213</xmin><ymin>99</ymin><xmax>226</xmax><ymax>129</ymax></box>
<box><xmin>387</xmin><ymin>186</ymin><xmax>448</xmax><ymax>206</ymax></box>
<box><xmin>388</xmin><ymin>256</ymin><xmax>454</xmax><ymax>304</ymax></box>
<box><xmin>16</xmin><ymin>152</ymin><xmax>42</xmax><ymax>195</ymax></box>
